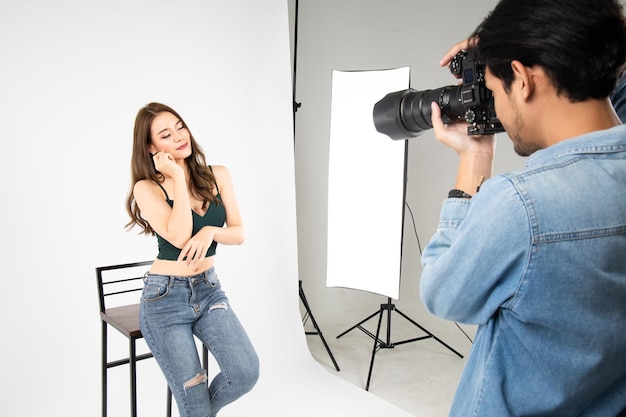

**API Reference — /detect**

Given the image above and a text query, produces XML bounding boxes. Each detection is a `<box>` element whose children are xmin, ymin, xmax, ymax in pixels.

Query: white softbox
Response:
<box><xmin>326</xmin><ymin>67</ymin><xmax>409</xmax><ymax>299</ymax></box>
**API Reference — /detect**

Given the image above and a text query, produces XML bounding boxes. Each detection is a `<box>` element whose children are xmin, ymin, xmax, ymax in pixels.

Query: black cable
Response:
<box><xmin>454</xmin><ymin>322</ymin><xmax>474</xmax><ymax>344</ymax></box>
<box><xmin>404</xmin><ymin>201</ymin><xmax>422</xmax><ymax>254</ymax></box>
<box><xmin>404</xmin><ymin>200</ymin><xmax>473</xmax><ymax>344</ymax></box>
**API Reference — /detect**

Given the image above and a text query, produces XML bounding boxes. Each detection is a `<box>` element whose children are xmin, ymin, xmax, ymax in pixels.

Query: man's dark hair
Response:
<box><xmin>474</xmin><ymin>0</ymin><xmax>626</xmax><ymax>102</ymax></box>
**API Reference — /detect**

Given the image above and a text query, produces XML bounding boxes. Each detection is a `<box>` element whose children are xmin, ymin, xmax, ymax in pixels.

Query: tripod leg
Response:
<box><xmin>299</xmin><ymin>281</ymin><xmax>340</xmax><ymax>371</ymax></box>
<box><xmin>365</xmin><ymin>309</ymin><xmax>385</xmax><ymax>391</ymax></box>
<box><xmin>394</xmin><ymin>307</ymin><xmax>463</xmax><ymax>358</ymax></box>
<box><xmin>336</xmin><ymin>309</ymin><xmax>380</xmax><ymax>339</ymax></box>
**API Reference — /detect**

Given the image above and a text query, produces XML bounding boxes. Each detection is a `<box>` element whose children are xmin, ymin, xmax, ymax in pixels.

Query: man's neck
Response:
<box><xmin>536</xmin><ymin>97</ymin><xmax>621</xmax><ymax>148</ymax></box>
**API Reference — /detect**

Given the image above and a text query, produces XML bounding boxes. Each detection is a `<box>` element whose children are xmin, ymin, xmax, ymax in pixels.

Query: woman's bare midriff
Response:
<box><xmin>149</xmin><ymin>256</ymin><xmax>215</xmax><ymax>277</ymax></box>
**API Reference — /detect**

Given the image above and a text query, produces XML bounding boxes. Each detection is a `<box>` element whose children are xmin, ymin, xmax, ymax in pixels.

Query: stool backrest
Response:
<box><xmin>96</xmin><ymin>261</ymin><xmax>153</xmax><ymax>313</ymax></box>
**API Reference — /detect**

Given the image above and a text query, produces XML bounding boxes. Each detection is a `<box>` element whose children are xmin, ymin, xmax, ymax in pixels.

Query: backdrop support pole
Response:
<box><xmin>292</xmin><ymin>0</ymin><xmax>338</xmax><ymax>372</ymax></box>
<box><xmin>336</xmin><ymin>141</ymin><xmax>463</xmax><ymax>391</ymax></box>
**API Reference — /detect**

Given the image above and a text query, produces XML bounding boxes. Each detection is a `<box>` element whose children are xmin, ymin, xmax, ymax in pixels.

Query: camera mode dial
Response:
<box><xmin>465</xmin><ymin>109</ymin><xmax>476</xmax><ymax>124</ymax></box>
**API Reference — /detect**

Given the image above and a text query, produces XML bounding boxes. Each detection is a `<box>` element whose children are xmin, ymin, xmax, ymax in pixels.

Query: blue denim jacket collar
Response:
<box><xmin>526</xmin><ymin>124</ymin><xmax>626</xmax><ymax>168</ymax></box>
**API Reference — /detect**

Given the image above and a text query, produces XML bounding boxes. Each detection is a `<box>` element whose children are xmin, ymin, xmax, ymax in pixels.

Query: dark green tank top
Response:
<box><xmin>154</xmin><ymin>170</ymin><xmax>226</xmax><ymax>261</ymax></box>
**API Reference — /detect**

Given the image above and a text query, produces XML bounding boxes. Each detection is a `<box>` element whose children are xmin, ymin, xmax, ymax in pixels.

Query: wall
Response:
<box><xmin>0</xmin><ymin>1</ymin><xmax>414</xmax><ymax>416</ymax></box>
<box><xmin>292</xmin><ymin>0</ymin><xmax>524</xmax><ymax>327</ymax></box>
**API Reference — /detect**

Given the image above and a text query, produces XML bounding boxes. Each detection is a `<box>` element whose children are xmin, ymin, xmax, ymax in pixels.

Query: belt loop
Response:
<box><xmin>143</xmin><ymin>271</ymin><xmax>149</xmax><ymax>284</ymax></box>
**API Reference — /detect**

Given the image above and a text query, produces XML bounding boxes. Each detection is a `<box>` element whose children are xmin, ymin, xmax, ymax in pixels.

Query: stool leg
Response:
<box><xmin>166</xmin><ymin>386</ymin><xmax>172</xmax><ymax>417</ymax></box>
<box><xmin>102</xmin><ymin>322</ymin><xmax>108</xmax><ymax>417</ymax></box>
<box><xmin>130</xmin><ymin>338</ymin><xmax>138</xmax><ymax>417</ymax></box>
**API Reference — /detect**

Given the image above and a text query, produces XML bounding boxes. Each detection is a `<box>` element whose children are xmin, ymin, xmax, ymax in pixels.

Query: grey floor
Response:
<box><xmin>302</xmin><ymin>297</ymin><xmax>477</xmax><ymax>417</ymax></box>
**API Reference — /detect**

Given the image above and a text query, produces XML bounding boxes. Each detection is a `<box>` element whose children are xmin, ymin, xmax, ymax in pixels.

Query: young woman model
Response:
<box><xmin>126</xmin><ymin>102</ymin><xmax>259</xmax><ymax>417</ymax></box>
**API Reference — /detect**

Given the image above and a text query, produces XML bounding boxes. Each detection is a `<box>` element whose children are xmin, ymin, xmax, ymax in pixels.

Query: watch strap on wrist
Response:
<box><xmin>448</xmin><ymin>189</ymin><xmax>473</xmax><ymax>199</ymax></box>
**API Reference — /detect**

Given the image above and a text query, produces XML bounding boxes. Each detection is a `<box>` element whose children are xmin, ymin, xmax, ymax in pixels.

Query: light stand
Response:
<box><xmin>336</xmin><ymin>141</ymin><xmax>463</xmax><ymax>391</ymax></box>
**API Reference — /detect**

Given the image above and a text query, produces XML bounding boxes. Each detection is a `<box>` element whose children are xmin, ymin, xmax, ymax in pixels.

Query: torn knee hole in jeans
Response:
<box><xmin>184</xmin><ymin>370</ymin><xmax>208</xmax><ymax>389</ymax></box>
<box><xmin>209</xmin><ymin>302</ymin><xmax>228</xmax><ymax>312</ymax></box>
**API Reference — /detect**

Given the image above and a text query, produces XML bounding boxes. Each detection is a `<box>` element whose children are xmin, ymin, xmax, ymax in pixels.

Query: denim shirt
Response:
<box><xmin>421</xmin><ymin>125</ymin><xmax>626</xmax><ymax>416</ymax></box>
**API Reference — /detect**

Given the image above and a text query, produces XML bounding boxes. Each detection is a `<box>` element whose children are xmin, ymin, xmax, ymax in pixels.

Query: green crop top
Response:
<box><xmin>154</xmin><ymin>169</ymin><xmax>226</xmax><ymax>261</ymax></box>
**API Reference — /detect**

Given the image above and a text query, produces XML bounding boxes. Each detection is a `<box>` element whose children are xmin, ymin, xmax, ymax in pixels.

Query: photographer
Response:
<box><xmin>419</xmin><ymin>1</ymin><xmax>626</xmax><ymax>416</ymax></box>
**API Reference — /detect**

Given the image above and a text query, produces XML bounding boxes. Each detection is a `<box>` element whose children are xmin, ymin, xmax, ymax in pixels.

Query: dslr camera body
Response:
<box><xmin>373</xmin><ymin>49</ymin><xmax>504</xmax><ymax>140</ymax></box>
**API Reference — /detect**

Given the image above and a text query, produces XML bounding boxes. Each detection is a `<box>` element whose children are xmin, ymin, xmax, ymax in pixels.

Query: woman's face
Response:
<box><xmin>148</xmin><ymin>111</ymin><xmax>192</xmax><ymax>159</ymax></box>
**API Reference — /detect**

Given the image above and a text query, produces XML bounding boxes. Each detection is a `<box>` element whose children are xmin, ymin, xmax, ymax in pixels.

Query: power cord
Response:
<box><xmin>404</xmin><ymin>200</ymin><xmax>474</xmax><ymax>344</ymax></box>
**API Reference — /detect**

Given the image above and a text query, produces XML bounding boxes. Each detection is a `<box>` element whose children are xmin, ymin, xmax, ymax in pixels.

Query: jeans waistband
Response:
<box><xmin>144</xmin><ymin>267</ymin><xmax>216</xmax><ymax>286</ymax></box>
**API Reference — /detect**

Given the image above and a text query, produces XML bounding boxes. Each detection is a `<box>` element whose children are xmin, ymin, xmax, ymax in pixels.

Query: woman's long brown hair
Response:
<box><xmin>125</xmin><ymin>102</ymin><xmax>217</xmax><ymax>235</ymax></box>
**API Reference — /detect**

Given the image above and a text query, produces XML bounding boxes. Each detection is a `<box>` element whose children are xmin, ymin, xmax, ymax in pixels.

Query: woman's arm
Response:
<box><xmin>133</xmin><ymin>153</ymin><xmax>193</xmax><ymax>247</ymax></box>
<box><xmin>211</xmin><ymin>165</ymin><xmax>245</xmax><ymax>245</ymax></box>
<box><xmin>177</xmin><ymin>165</ymin><xmax>244</xmax><ymax>265</ymax></box>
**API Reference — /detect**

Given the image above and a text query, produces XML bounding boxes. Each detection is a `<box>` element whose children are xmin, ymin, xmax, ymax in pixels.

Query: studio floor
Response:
<box><xmin>302</xmin><ymin>295</ymin><xmax>477</xmax><ymax>417</ymax></box>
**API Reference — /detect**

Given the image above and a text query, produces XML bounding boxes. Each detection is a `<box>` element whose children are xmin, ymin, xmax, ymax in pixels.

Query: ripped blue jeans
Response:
<box><xmin>140</xmin><ymin>267</ymin><xmax>259</xmax><ymax>417</ymax></box>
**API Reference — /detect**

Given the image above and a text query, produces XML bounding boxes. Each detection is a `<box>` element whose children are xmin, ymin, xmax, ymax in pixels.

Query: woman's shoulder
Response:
<box><xmin>133</xmin><ymin>178</ymin><xmax>156</xmax><ymax>192</ymax></box>
<box><xmin>134</xmin><ymin>178</ymin><xmax>168</xmax><ymax>199</ymax></box>
<box><xmin>209</xmin><ymin>164</ymin><xmax>232</xmax><ymax>180</ymax></box>
<box><xmin>209</xmin><ymin>164</ymin><xmax>228</xmax><ymax>173</ymax></box>
<box><xmin>208</xmin><ymin>165</ymin><xmax>234</xmax><ymax>192</ymax></box>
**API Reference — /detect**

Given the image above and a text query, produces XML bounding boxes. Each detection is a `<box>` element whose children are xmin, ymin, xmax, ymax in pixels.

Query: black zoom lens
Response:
<box><xmin>373</xmin><ymin>85</ymin><xmax>465</xmax><ymax>140</ymax></box>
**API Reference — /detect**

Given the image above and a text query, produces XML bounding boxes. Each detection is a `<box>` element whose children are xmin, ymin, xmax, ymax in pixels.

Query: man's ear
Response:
<box><xmin>511</xmin><ymin>60</ymin><xmax>534</xmax><ymax>101</ymax></box>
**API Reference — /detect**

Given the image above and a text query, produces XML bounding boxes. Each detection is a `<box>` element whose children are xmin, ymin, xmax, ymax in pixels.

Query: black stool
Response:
<box><xmin>97</xmin><ymin>261</ymin><xmax>208</xmax><ymax>417</ymax></box>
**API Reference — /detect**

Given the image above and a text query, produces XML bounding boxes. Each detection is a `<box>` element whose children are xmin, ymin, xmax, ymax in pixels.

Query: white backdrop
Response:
<box><xmin>0</xmin><ymin>1</ymin><xmax>413</xmax><ymax>416</ymax></box>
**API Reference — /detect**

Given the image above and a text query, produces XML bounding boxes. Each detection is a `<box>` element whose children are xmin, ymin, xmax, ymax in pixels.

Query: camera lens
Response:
<box><xmin>372</xmin><ymin>89</ymin><xmax>422</xmax><ymax>140</ymax></box>
<box><xmin>401</xmin><ymin>85</ymin><xmax>465</xmax><ymax>132</ymax></box>
<box><xmin>373</xmin><ymin>86</ymin><xmax>465</xmax><ymax>140</ymax></box>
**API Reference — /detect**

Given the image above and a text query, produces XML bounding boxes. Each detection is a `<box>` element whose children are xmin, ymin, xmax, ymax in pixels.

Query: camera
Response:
<box><xmin>372</xmin><ymin>49</ymin><xmax>504</xmax><ymax>140</ymax></box>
